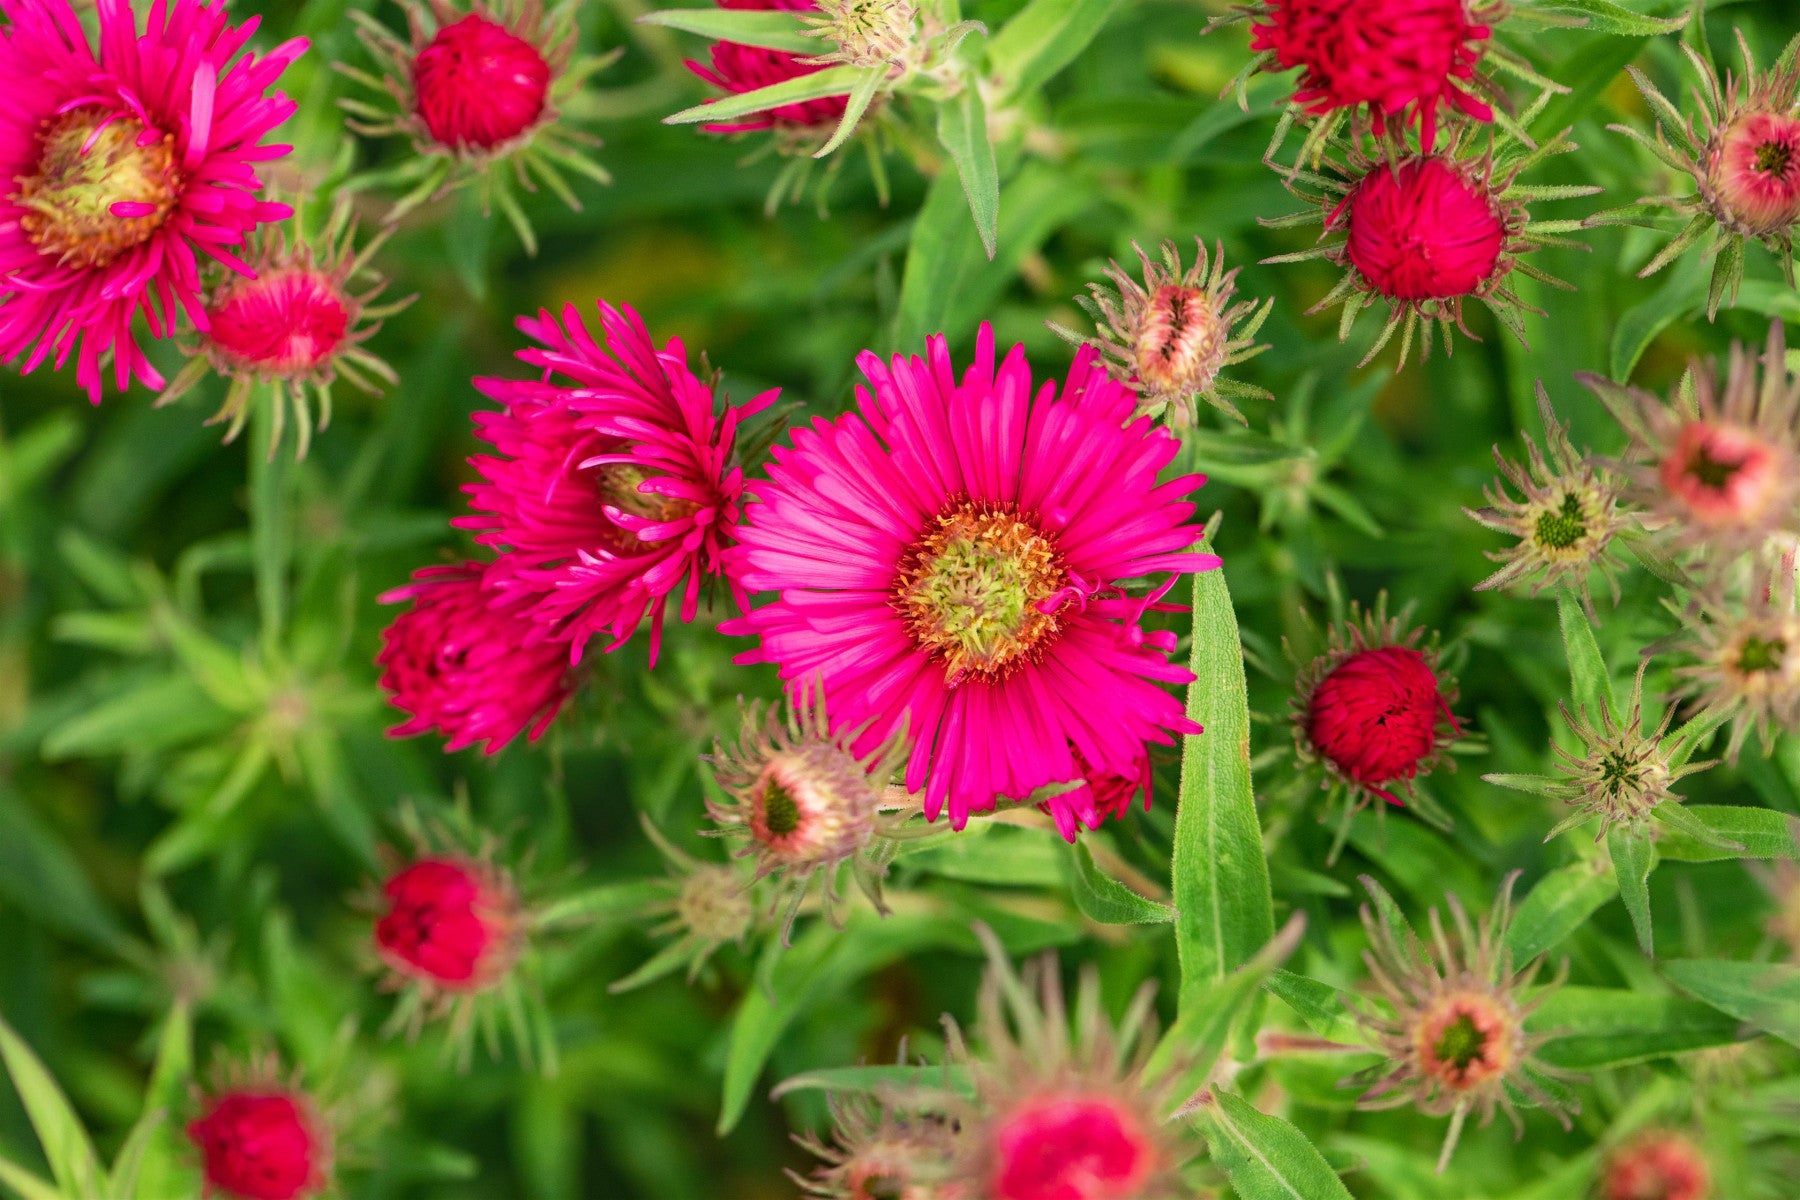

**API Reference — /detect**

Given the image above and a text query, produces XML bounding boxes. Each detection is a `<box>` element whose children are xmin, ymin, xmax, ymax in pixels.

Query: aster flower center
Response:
<box><xmin>1417</xmin><ymin>993</ymin><xmax>1511</xmax><ymax>1089</ymax></box>
<box><xmin>895</xmin><ymin>502</ymin><xmax>1066</xmax><ymax>684</ymax></box>
<box><xmin>15</xmin><ymin>107</ymin><xmax>181</xmax><ymax>269</ymax></box>
<box><xmin>1736</xmin><ymin>634</ymin><xmax>1787</xmax><ymax>675</ymax></box>
<box><xmin>1532</xmin><ymin>492</ymin><xmax>1588</xmax><ymax>551</ymax></box>
<box><xmin>760</xmin><ymin>776</ymin><xmax>802</xmax><ymax>835</ymax></box>
<box><xmin>1755</xmin><ymin>140</ymin><xmax>1795</xmax><ymax>177</ymax></box>
<box><xmin>594</xmin><ymin>461</ymin><xmax>702</xmax><ymax>551</ymax></box>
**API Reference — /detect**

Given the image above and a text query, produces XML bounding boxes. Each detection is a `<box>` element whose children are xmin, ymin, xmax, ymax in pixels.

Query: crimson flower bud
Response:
<box><xmin>375</xmin><ymin>856</ymin><xmax>520</xmax><ymax>990</ymax></box>
<box><xmin>187</xmin><ymin>1088</ymin><xmax>327</xmax><ymax>1200</ymax></box>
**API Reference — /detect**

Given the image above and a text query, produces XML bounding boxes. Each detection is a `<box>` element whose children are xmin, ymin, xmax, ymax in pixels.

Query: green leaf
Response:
<box><xmin>1528</xmin><ymin>0</ymin><xmax>1687</xmax><ymax>35</ymax></box>
<box><xmin>1608</xmin><ymin>825</ymin><xmax>1656</xmax><ymax>956</ymax></box>
<box><xmin>636</xmin><ymin>7</ymin><xmax>816</xmax><ymax>52</ymax></box>
<box><xmin>664</xmin><ymin>64</ymin><xmax>864</xmax><ymax>126</ymax></box>
<box><xmin>811</xmin><ymin>67</ymin><xmax>885</xmax><ymax>159</ymax></box>
<box><xmin>986</xmin><ymin>0</ymin><xmax>1117</xmax><ymax>101</ymax></box>
<box><xmin>1065</xmin><ymin>842</ymin><xmax>1175</xmax><ymax>925</ymax></box>
<box><xmin>1264</xmin><ymin>970</ymin><xmax>1363</xmax><ymax>1045</ymax></box>
<box><xmin>771</xmin><ymin>1063</ymin><xmax>974</xmax><ymax>1101</ymax></box>
<box><xmin>40</xmin><ymin>675</ymin><xmax>232</xmax><ymax>760</ymax></box>
<box><xmin>1654</xmin><ymin>806</ymin><xmax>1799</xmax><ymax>862</ymax></box>
<box><xmin>934</xmin><ymin>87</ymin><xmax>1000</xmax><ymax>260</ymax></box>
<box><xmin>1147</xmin><ymin>915</ymin><xmax>1304</xmax><ymax>1099</ymax></box>
<box><xmin>534</xmin><ymin>880</ymin><xmax>665</xmax><ymax>930</ymax></box>
<box><xmin>1532</xmin><ymin>986</ymin><xmax>1749</xmax><ymax>1068</ymax></box>
<box><xmin>1196</xmin><ymin>1088</ymin><xmax>1355</xmax><ymax>1200</ymax></box>
<box><xmin>1172</xmin><ymin>538</ymin><xmax>1274</xmax><ymax>1014</ymax></box>
<box><xmin>1662</xmin><ymin>959</ymin><xmax>1800</xmax><ymax>1049</ymax></box>
<box><xmin>0</xmin><ymin>786</ymin><xmax>128</xmax><ymax>953</ymax></box>
<box><xmin>0</xmin><ymin>1157</ymin><xmax>64</xmax><ymax>1200</ymax></box>
<box><xmin>1506</xmin><ymin>860</ymin><xmax>1618</xmax><ymax>963</ymax></box>
<box><xmin>0</xmin><ymin>1017</ymin><xmax>104</xmax><ymax>1199</ymax></box>
<box><xmin>1609</xmin><ymin>252</ymin><xmax>1705</xmax><ymax>378</ymax></box>
<box><xmin>1558</xmin><ymin>589</ymin><xmax>1614</xmax><ymax>716</ymax></box>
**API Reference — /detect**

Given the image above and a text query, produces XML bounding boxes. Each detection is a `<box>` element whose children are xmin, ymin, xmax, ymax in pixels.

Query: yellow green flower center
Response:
<box><xmin>592</xmin><ymin>460</ymin><xmax>700</xmax><ymax>555</ymax></box>
<box><xmin>759</xmin><ymin>777</ymin><xmax>801</xmax><ymax>836</ymax></box>
<box><xmin>1756</xmin><ymin>140</ymin><xmax>1795</xmax><ymax>177</ymax></box>
<box><xmin>1532</xmin><ymin>492</ymin><xmax>1587</xmax><ymax>551</ymax></box>
<box><xmin>15</xmin><ymin>107</ymin><xmax>181</xmax><ymax>269</ymax></box>
<box><xmin>1736</xmin><ymin>635</ymin><xmax>1786</xmax><ymax>675</ymax></box>
<box><xmin>895</xmin><ymin>502</ymin><xmax>1066</xmax><ymax>684</ymax></box>
<box><xmin>1432</xmin><ymin>1013</ymin><xmax>1486</xmax><ymax>1070</ymax></box>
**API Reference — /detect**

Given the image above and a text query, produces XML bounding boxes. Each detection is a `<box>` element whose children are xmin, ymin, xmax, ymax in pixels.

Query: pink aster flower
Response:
<box><xmin>723</xmin><ymin>325</ymin><xmax>1216</xmax><ymax>834</ymax></box>
<box><xmin>376</xmin><ymin>561</ymin><xmax>575</xmax><ymax>754</ymax></box>
<box><xmin>0</xmin><ymin>0</ymin><xmax>305</xmax><ymax>401</ymax></box>
<box><xmin>685</xmin><ymin>0</ymin><xmax>851</xmax><ymax>138</ymax></box>
<box><xmin>457</xmin><ymin>300</ymin><xmax>778</xmax><ymax>663</ymax></box>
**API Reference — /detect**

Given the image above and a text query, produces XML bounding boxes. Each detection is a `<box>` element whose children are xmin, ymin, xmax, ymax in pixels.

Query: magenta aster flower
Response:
<box><xmin>457</xmin><ymin>300</ymin><xmax>778</xmax><ymax>663</ymax></box>
<box><xmin>723</xmin><ymin>326</ymin><xmax>1216</xmax><ymax>833</ymax></box>
<box><xmin>0</xmin><ymin>0</ymin><xmax>305</xmax><ymax>402</ymax></box>
<box><xmin>376</xmin><ymin>561</ymin><xmax>575</xmax><ymax>754</ymax></box>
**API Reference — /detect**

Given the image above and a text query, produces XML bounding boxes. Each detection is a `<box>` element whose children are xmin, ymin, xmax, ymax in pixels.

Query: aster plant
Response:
<box><xmin>338</xmin><ymin>0</ymin><xmax>617</xmax><ymax>253</ymax></box>
<box><xmin>0</xmin><ymin>0</ymin><xmax>305</xmax><ymax>401</ymax></box>
<box><xmin>1263</xmin><ymin>115</ymin><xmax>1600</xmax><ymax>367</ymax></box>
<box><xmin>1047</xmin><ymin>237</ymin><xmax>1274</xmax><ymax>426</ymax></box>
<box><xmin>1348</xmin><ymin>874</ymin><xmax>1575</xmax><ymax>1173</ymax></box>
<box><xmin>1592</xmin><ymin>29</ymin><xmax>1800</xmax><ymax>317</ymax></box>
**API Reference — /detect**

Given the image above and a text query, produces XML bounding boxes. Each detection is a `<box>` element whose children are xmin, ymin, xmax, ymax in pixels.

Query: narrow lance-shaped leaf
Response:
<box><xmin>935</xmin><ymin>86</ymin><xmax>1000</xmax><ymax>260</ymax></box>
<box><xmin>665</xmin><ymin>64</ymin><xmax>865</xmax><ymax>126</ymax></box>
<box><xmin>1608</xmin><ymin>825</ymin><xmax>1656</xmax><ymax>956</ymax></box>
<box><xmin>1171</xmin><ymin>531</ymin><xmax>1275</xmax><ymax>1014</ymax></box>
<box><xmin>1558</xmin><ymin>588</ymin><xmax>1614</xmax><ymax>716</ymax></box>
<box><xmin>1065</xmin><ymin>841</ymin><xmax>1175</xmax><ymax>925</ymax></box>
<box><xmin>0</xmin><ymin>1016</ymin><xmax>106</xmax><ymax>1199</ymax></box>
<box><xmin>1662</xmin><ymin>958</ymin><xmax>1800</xmax><ymax>1049</ymax></box>
<box><xmin>636</xmin><ymin>8</ymin><xmax>817</xmax><ymax>53</ymax></box>
<box><xmin>1506</xmin><ymin>859</ymin><xmax>1618</xmax><ymax>963</ymax></box>
<box><xmin>1195</xmin><ymin>1088</ymin><xmax>1356</xmax><ymax>1200</ymax></box>
<box><xmin>1145</xmin><ymin>914</ymin><xmax>1305</xmax><ymax>1099</ymax></box>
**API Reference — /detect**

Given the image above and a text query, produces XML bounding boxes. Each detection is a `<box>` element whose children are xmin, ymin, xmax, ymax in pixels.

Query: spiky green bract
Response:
<box><xmin>610</xmin><ymin>815</ymin><xmax>759</xmax><ymax>994</ymax></box>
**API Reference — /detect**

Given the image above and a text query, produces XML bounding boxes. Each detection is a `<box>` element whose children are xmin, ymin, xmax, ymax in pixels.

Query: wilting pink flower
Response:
<box><xmin>724</xmin><ymin>325</ymin><xmax>1215</xmax><ymax>834</ymax></box>
<box><xmin>188</xmin><ymin>1086</ymin><xmax>327</xmax><ymax>1200</ymax></box>
<box><xmin>0</xmin><ymin>0</ymin><xmax>304</xmax><ymax>401</ymax></box>
<box><xmin>1340</xmin><ymin>157</ymin><xmax>1506</xmax><ymax>301</ymax></box>
<box><xmin>458</xmin><ymin>300</ymin><xmax>777</xmax><ymax>663</ymax></box>
<box><xmin>376</xmin><ymin>561</ymin><xmax>574</xmax><ymax>753</ymax></box>
<box><xmin>686</xmin><ymin>0</ymin><xmax>853</xmax><ymax>136</ymax></box>
<box><xmin>375</xmin><ymin>856</ymin><xmax>519</xmax><ymax>991</ymax></box>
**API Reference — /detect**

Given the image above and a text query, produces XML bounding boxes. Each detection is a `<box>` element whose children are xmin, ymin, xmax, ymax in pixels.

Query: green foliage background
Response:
<box><xmin>2</xmin><ymin>0</ymin><xmax>1799</xmax><ymax>1196</ymax></box>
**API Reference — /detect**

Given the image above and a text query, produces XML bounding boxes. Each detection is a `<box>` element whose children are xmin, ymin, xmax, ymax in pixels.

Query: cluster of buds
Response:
<box><xmin>1287</xmin><ymin>595</ymin><xmax>1464</xmax><ymax>848</ymax></box>
<box><xmin>1349</xmin><ymin>874</ymin><xmax>1574</xmax><ymax>1172</ymax></box>
<box><xmin>792</xmin><ymin>924</ymin><xmax>1204</xmax><ymax>1199</ymax></box>
<box><xmin>1595</xmin><ymin>30</ymin><xmax>1800</xmax><ymax>316</ymax></box>
<box><xmin>705</xmin><ymin>685</ymin><xmax>910</xmax><ymax>940</ymax></box>
<box><xmin>1049</xmin><ymin>238</ymin><xmax>1273</xmax><ymax>427</ymax></box>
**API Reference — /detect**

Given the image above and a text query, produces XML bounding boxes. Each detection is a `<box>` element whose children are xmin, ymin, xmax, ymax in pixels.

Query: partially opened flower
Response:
<box><xmin>1264</xmin><ymin>125</ymin><xmax>1595</xmax><ymax>366</ymax></box>
<box><xmin>1466</xmin><ymin>382</ymin><xmax>1632</xmax><ymax>618</ymax></box>
<box><xmin>1598</xmin><ymin>30</ymin><xmax>1800</xmax><ymax>316</ymax></box>
<box><xmin>724</xmin><ymin>325</ymin><xmax>1216</xmax><ymax>833</ymax></box>
<box><xmin>0</xmin><ymin>0</ymin><xmax>305</xmax><ymax>401</ymax></box>
<box><xmin>340</xmin><ymin>0</ymin><xmax>613</xmax><ymax>251</ymax></box>
<box><xmin>375</xmin><ymin>856</ymin><xmax>521</xmax><ymax>995</ymax></box>
<box><xmin>458</xmin><ymin>300</ymin><xmax>778</xmax><ymax>664</ymax></box>
<box><xmin>1289</xmin><ymin>596</ymin><xmax>1463</xmax><ymax>835</ymax></box>
<box><xmin>1580</xmin><ymin>323</ymin><xmax>1800</xmax><ymax>556</ymax></box>
<box><xmin>1351</xmin><ymin>873</ymin><xmax>1574</xmax><ymax>1172</ymax></box>
<box><xmin>685</xmin><ymin>0</ymin><xmax>853</xmax><ymax>146</ymax></box>
<box><xmin>1232</xmin><ymin>0</ymin><xmax>1500</xmax><ymax>152</ymax></box>
<box><xmin>157</xmin><ymin>204</ymin><xmax>411</xmax><ymax>458</ymax></box>
<box><xmin>1665</xmin><ymin>567</ymin><xmax>1800</xmax><ymax>763</ymax></box>
<box><xmin>705</xmin><ymin>683</ymin><xmax>908</xmax><ymax>938</ymax></box>
<box><xmin>1602</xmin><ymin>1130</ymin><xmax>1711</xmax><ymax>1200</ymax></box>
<box><xmin>187</xmin><ymin>1060</ymin><xmax>331</xmax><ymax>1200</ymax></box>
<box><xmin>376</xmin><ymin>561</ymin><xmax>576</xmax><ymax>754</ymax></box>
<box><xmin>942</xmin><ymin>925</ymin><xmax>1203</xmax><ymax>1200</ymax></box>
<box><xmin>1048</xmin><ymin>238</ymin><xmax>1273</xmax><ymax>426</ymax></box>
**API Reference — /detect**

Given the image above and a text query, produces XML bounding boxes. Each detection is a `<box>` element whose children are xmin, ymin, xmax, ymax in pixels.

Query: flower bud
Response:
<box><xmin>1708</xmin><ymin>109</ymin><xmax>1800</xmax><ymax>237</ymax></box>
<box><xmin>413</xmin><ymin>13</ymin><xmax>552</xmax><ymax>151</ymax></box>
<box><xmin>375</xmin><ymin>856</ymin><xmax>520</xmax><ymax>991</ymax></box>
<box><xmin>1340</xmin><ymin>158</ymin><xmax>1506</xmax><ymax>301</ymax></box>
<box><xmin>1603</xmin><ymin>1130</ymin><xmax>1711</xmax><ymax>1200</ymax></box>
<box><xmin>188</xmin><ymin>1087</ymin><xmax>328</xmax><ymax>1200</ymax></box>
